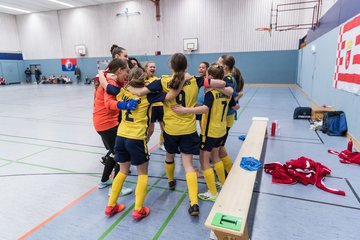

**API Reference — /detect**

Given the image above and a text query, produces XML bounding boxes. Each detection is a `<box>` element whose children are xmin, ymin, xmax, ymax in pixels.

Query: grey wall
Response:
<box><xmin>297</xmin><ymin>22</ymin><xmax>360</xmax><ymax>141</ymax></box>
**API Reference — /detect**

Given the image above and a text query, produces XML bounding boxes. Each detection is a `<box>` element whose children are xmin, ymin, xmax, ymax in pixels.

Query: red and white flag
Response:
<box><xmin>334</xmin><ymin>14</ymin><xmax>360</xmax><ymax>95</ymax></box>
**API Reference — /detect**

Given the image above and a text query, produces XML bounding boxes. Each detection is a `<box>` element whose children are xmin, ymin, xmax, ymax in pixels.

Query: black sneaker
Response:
<box><xmin>168</xmin><ymin>180</ymin><xmax>176</xmax><ymax>190</ymax></box>
<box><xmin>100</xmin><ymin>156</ymin><xmax>107</xmax><ymax>165</ymax></box>
<box><xmin>188</xmin><ymin>204</ymin><xmax>199</xmax><ymax>216</ymax></box>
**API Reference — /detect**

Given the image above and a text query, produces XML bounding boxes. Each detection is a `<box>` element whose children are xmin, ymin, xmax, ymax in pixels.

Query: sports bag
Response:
<box><xmin>321</xmin><ymin>111</ymin><xmax>347</xmax><ymax>136</ymax></box>
<box><xmin>293</xmin><ymin>107</ymin><xmax>312</xmax><ymax>119</ymax></box>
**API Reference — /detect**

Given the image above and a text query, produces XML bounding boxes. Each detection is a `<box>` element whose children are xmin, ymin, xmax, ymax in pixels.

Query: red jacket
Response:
<box><xmin>93</xmin><ymin>78</ymin><xmax>121</xmax><ymax>132</ymax></box>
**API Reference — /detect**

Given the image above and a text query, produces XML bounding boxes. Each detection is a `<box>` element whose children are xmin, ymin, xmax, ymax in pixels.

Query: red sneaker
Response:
<box><xmin>105</xmin><ymin>204</ymin><xmax>126</xmax><ymax>216</ymax></box>
<box><xmin>132</xmin><ymin>207</ymin><xmax>150</xmax><ymax>221</ymax></box>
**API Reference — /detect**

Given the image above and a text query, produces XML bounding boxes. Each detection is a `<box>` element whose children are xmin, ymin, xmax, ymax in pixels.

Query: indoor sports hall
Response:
<box><xmin>0</xmin><ymin>0</ymin><xmax>359</xmax><ymax>240</ymax></box>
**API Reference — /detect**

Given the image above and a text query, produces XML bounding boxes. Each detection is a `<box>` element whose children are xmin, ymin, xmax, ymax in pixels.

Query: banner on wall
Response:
<box><xmin>61</xmin><ymin>58</ymin><xmax>77</xmax><ymax>71</ymax></box>
<box><xmin>334</xmin><ymin>14</ymin><xmax>360</xmax><ymax>95</ymax></box>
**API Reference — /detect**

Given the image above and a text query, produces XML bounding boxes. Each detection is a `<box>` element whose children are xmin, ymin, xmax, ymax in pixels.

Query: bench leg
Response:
<box><xmin>213</xmin><ymin>224</ymin><xmax>249</xmax><ymax>240</ymax></box>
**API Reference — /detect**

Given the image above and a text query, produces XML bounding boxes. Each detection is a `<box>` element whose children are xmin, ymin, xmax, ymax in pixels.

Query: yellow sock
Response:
<box><xmin>108</xmin><ymin>172</ymin><xmax>127</xmax><ymax>207</ymax></box>
<box><xmin>186</xmin><ymin>172</ymin><xmax>198</xmax><ymax>206</ymax></box>
<box><xmin>221</xmin><ymin>155</ymin><xmax>233</xmax><ymax>174</ymax></box>
<box><xmin>164</xmin><ymin>161</ymin><xmax>175</xmax><ymax>182</ymax></box>
<box><xmin>135</xmin><ymin>175</ymin><xmax>148</xmax><ymax>211</ymax></box>
<box><xmin>214</xmin><ymin>161</ymin><xmax>226</xmax><ymax>185</ymax></box>
<box><xmin>203</xmin><ymin>168</ymin><xmax>217</xmax><ymax>195</ymax></box>
<box><xmin>159</xmin><ymin>133</ymin><xmax>164</xmax><ymax>145</ymax></box>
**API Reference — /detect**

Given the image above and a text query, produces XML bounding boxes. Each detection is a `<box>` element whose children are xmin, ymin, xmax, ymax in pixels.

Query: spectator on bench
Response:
<box><xmin>0</xmin><ymin>76</ymin><xmax>6</xmax><ymax>85</ymax></box>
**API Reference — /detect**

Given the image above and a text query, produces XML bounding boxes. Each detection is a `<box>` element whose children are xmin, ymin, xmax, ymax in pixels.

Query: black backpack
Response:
<box><xmin>321</xmin><ymin>111</ymin><xmax>347</xmax><ymax>136</ymax></box>
<box><xmin>293</xmin><ymin>107</ymin><xmax>312</xmax><ymax>119</ymax></box>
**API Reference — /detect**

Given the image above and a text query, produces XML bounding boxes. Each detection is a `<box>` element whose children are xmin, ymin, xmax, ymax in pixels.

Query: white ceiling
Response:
<box><xmin>0</xmin><ymin>0</ymin><xmax>127</xmax><ymax>15</ymax></box>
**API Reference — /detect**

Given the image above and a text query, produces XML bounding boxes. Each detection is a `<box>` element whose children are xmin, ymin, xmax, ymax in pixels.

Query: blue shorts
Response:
<box><xmin>114</xmin><ymin>136</ymin><xmax>149</xmax><ymax>165</ymax></box>
<box><xmin>163</xmin><ymin>131</ymin><xmax>200</xmax><ymax>155</ymax></box>
<box><xmin>151</xmin><ymin>106</ymin><xmax>164</xmax><ymax>123</ymax></box>
<box><xmin>200</xmin><ymin>135</ymin><xmax>223</xmax><ymax>152</ymax></box>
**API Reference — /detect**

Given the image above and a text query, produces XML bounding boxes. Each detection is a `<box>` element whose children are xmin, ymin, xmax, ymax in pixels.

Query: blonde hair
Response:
<box><xmin>207</xmin><ymin>63</ymin><xmax>224</xmax><ymax>80</ymax></box>
<box><xmin>128</xmin><ymin>68</ymin><xmax>147</xmax><ymax>88</ymax></box>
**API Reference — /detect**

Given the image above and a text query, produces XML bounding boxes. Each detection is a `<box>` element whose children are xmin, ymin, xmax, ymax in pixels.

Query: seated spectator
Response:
<box><xmin>85</xmin><ymin>75</ymin><xmax>91</xmax><ymax>84</ymax></box>
<box><xmin>0</xmin><ymin>76</ymin><xmax>6</xmax><ymax>85</ymax></box>
<box><xmin>40</xmin><ymin>75</ymin><xmax>50</xmax><ymax>84</ymax></box>
<box><xmin>57</xmin><ymin>74</ymin><xmax>65</xmax><ymax>84</ymax></box>
<box><xmin>49</xmin><ymin>75</ymin><xmax>56</xmax><ymax>84</ymax></box>
<box><xmin>63</xmin><ymin>75</ymin><xmax>72</xmax><ymax>84</ymax></box>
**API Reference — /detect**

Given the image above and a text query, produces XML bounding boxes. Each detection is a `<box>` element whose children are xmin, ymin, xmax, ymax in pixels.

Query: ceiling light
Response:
<box><xmin>0</xmin><ymin>4</ymin><xmax>30</xmax><ymax>13</ymax></box>
<box><xmin>49</xmin><ymin>0</ymin><xmax>74</xmax><ymax>8</ymax></box>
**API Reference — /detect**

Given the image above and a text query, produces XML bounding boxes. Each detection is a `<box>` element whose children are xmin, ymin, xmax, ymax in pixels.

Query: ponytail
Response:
<box><xmin>169</xmin><ymin>71</ymin><xmax>185</xmax><ymax>90</ymax></box>
<box><xmin>232</xmin><ymin>66</ymin><xmax>244</xmax><ymax>92</ymax></box>
<box><xmin>169</xmin><ymin>53</ymin><xmax>187</xmax><ymax>90</ymax></box>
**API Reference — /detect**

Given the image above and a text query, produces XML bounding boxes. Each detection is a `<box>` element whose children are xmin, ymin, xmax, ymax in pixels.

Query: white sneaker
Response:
<box><xmin>98</xmin><ymin>179</ymin><xmax>113</xmax><ymax>189</ymax></box>
<box><xmin>159</xmin><ymin>143</ymin><xmax>166</xmax><ymax>152</ymax></box>
<box><xmin>198</xmin><ymin>191</ymin><xmax>218</xmax><ymax>202</ymax></box>
<box><xmin>108</xmin><ymin>186</ymin><xmax>133</xmax><ymax>197</ymax></box>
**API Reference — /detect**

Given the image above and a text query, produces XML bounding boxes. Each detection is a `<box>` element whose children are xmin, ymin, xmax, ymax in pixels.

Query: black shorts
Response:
<box><xmin>97</xmin><ymin>126</ymin><xmax>118</xmax><ymax>153</ymax></box>
<box><xmin>114</xmin><ymin>136</ymin><xmax>149</xmax><ymax>166</ymax></box>
<box><xmin>151</xmin><ymin>106</ymin><xmax>164</xmax><ymax>123</ymax></box>
<box><xmin>196</xmin><ymin>114</ymin><xmax>202</xmax><ymax>121</ymax></box>
<box><xmin>163</xmin><ymin>131</ymin><xmax>200</xmax><ymax>155</ymax></box>
<box><xmin>220</xmin><ymin>127</ymin><xmax>231</xmax><ymax>147</ymax></box>
<box><xmin>200</xmin><ymin>135</ymin><xmax>223</xmax><ymax>152</ymax></box>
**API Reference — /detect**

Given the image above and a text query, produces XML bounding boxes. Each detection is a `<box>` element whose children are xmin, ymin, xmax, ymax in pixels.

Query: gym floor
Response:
<box><xmin>0</xmin><ymin>84</ymin><xmax>359</xmax><ymax>240</ymax></box>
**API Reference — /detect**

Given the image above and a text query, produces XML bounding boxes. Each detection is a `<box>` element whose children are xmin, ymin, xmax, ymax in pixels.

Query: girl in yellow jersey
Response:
<box><xmin>217</xmin><ymin>55</ymin><xmax>237</xmax><ymax>175</ymax></box>
<box><xmin>144</xmin><ymin>62</ymin><xmax>165</xmax><ymax>149</ymax></box>
<box><xmin>104</xmin><ymin>68</ymin><xmax>184</xmax><ymax>220</ymax></box>
<box><xmin>127</xmin><ymin>53</ymin><xmax>233</xmax><ymax>216</ymax></box>
<box><xmin>172</xmin><ymin>63</ymin><xmax>234</xmax><ymax>201</ymax></box>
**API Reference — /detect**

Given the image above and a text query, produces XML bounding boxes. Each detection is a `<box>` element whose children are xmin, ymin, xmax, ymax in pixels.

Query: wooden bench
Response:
<box><xmin>204</xmin><ymin>117</ymin><xmax>269</xmax><ymax>240</ymax></box>
<box><xmin>311</xmin><ymin>104</ymin><xmax>336</xmax><ymax>121</ymax></box>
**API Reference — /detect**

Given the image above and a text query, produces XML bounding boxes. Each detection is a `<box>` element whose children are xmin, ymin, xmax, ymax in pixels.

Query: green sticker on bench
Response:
<box><xmin>211</xmin><ymin>212</ymin><xmax>242</xmax><ymax>231</ymax></box>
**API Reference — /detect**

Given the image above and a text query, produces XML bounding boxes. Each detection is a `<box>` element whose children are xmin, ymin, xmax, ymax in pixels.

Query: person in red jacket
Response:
<box><xmin>93</xmin><ymin>58</ymin><xmax>137</xmax><ymax>196</ymax></box>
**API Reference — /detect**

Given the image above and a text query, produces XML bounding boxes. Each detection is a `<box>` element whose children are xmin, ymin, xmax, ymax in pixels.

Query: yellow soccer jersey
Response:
<box><xmin>147</xmin><ymin>75</ymin><xmax>204</xmax><ymax>135</ymax></box>
<box><xmin>116</xmin><ymin>87</ymin><xmax>165</xmax><ymax>140</ymax></box>
<box><xmin>146</xmin><ymin>76</ymin><xmax>163</xmax><ymax>107</ymax></box>
<box><xmin>201</xmin><ymin>89</ymin><xmax>231</xmax><ymax>138</ymax></box>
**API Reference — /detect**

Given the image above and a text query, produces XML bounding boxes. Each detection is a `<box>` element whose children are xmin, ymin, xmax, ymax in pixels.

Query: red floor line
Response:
<box><xmin>18</xmin><ymin>185</ymin><xmax>98</xmax><ymax>240</ymax></box>
<box><xmin>18</xmin><ymin>143</ymin><xmax>159</xmax><ymax>240</ymax></box>
<box><xmin>149</xmin><ymin>143</ymin><xmax>159</xmax><ymax>152</ymax></box>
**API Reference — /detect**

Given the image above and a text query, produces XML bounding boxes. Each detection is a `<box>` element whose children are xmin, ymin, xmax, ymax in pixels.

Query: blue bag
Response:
<box><xmin>321</xmin><ymin>111</ymin><xmax>347</xmax><ymax>136</ymax></box>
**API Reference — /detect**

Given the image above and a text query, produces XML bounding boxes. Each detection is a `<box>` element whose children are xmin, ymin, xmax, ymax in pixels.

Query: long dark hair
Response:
<box><xmin>107</xmin><ymin>58</ymin><xmax>128</xmax><ymax>73</ymax></box>
<box><xmin>128</xmin><ymin>57</ymin><xmax>144</xmax><ymax>70</ymax></box>
<box><xmin>169</xmin><ymin>53</ymin><xmax>187</xmax><ymax>90</ymax></box>
<box><xmin>221</xmin><ymin>54</ymin><xmax>235</xmax><ymax>72</ymax></box>
<box><xmin>110</xmin><ymin>44</ymin><xmax>126</xmax><ymax>59</ymax></box>
<box><xmin>232</xmin><ymin>66</ymin><xmax>244</xmax><ymax>92</ymax></box>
